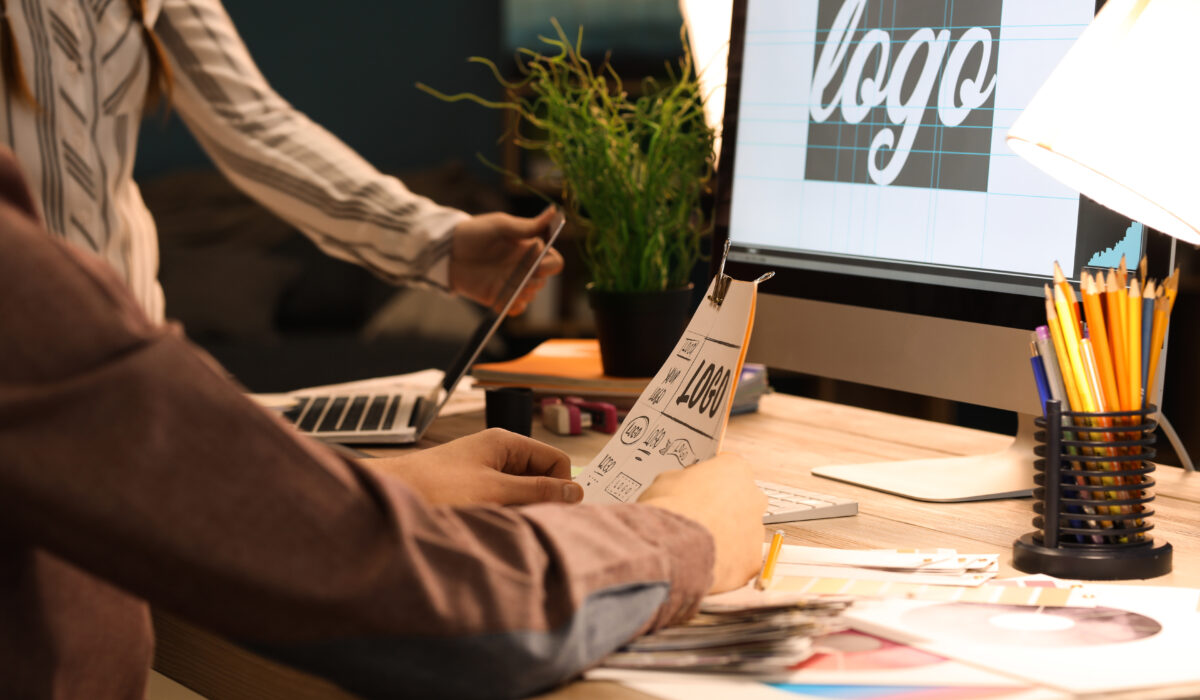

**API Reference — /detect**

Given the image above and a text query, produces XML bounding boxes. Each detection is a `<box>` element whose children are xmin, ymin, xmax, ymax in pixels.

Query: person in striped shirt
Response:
<box><xmin>0</xmin><ymin>0</ymin><xmax>562</xmax><ymax>323</ymax></box>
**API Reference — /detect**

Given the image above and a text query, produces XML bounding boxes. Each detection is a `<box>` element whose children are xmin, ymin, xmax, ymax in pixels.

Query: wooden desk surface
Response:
<box><xmin>153</xmin><ymin>392</ymin><xmax>1200</xmax><ymax>699</ymax></box>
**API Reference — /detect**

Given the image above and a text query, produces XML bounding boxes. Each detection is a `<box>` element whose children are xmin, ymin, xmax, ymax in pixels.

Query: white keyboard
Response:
<box><xmin>756</xmin><ymin>480</ymin><xmax>859</xmax><ymax>524</ymax></box>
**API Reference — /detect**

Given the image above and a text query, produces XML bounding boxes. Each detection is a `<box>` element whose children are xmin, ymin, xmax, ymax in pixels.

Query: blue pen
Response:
<box><xmin>1030</xmin><ymin>346</ymin><xmax>1052</xmax><ymax>411</ymax></box>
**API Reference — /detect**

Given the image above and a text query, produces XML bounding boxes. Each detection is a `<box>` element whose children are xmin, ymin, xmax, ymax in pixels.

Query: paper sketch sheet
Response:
<box><xmin>577</xmin><ymin>277</ymin><xmax>757</xmax><ymax>503</ymax></box>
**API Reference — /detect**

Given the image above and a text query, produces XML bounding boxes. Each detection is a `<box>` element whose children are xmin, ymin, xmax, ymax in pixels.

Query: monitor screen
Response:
<box><xmin>721</xmin><ymin>0</ymin><xmax>1143</xmax><ymax>299</ymax></box>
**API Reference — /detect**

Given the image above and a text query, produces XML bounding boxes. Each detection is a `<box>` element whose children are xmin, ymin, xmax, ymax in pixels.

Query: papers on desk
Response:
<box><xmin>767</xmin><ymin>544</ymin><xmax>999</xmax><ymax>587</ymax></box>
<box><xmin>602</xmin><ymin>596</ymin><xmax>851</xmax><ymax>678</ymax></box>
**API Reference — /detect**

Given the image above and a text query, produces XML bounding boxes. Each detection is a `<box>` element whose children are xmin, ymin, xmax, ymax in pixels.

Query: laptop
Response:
<box><xmin>279</xmin><ymin>212</ymin><xmax>565</xmax><ymax>444</ymax></box>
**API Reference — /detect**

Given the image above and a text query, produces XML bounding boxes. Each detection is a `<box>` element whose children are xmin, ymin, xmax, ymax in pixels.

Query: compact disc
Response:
<box><xmin>900</xmin><ymin>603</ymin><xmax>1160</xmax><ymax>647</ymax></box>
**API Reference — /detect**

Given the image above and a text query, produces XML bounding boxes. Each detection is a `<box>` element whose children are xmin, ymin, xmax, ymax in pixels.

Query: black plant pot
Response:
<box><xmin>587</xmin><ymin>283</ymin><xmax>695</xmax><ymax>378</ymax></box>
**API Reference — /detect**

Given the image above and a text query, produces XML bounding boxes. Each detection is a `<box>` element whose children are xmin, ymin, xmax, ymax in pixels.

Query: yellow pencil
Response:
<box><xmin>1053</xmin><ymin>262</ymin><xmax>1081</xmax><ymax>337</ymax></box>
<box><xmin>1045</xmin><ymin>292</ymin><xmax>1084</xmax><ymax>413</ymax></box>
<box><xmin>756</xmin><ymin>529</ymin><xmax>785</xmax><ymax>591</ymax></box>
<box><xmin>1127</xmin><ymin>279</ymin><xmax>1143</xmax><ymax>411</ymax></box>
<box><xmin>1054</xmin><ymin>286</ymin><xmax>1096</xmax><ymax>413</ymax></box>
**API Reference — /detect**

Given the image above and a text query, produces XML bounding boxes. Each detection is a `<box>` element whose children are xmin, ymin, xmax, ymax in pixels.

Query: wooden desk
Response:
<box><xmin>153</xmin><ymin>392</ymin><xmax>1200</xmax><ymax>699</ymax></box>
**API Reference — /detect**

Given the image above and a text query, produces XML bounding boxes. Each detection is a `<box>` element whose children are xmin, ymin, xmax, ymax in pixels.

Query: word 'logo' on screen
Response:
<box><xmin>805</xmin><ymin>0</ymin><xmax>1001</xmax><ymax>192</ymax></box>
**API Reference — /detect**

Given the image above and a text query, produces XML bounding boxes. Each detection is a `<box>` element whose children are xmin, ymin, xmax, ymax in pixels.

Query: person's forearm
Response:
<box><xmin>154</xmin><ymin>0</ymin><xmax>468</xmax><ymax>289</ymax></box>
<box><xmin>0</xmin><ymin>149</ymin><xmax>711</xmax><ymax>698</ymax></box>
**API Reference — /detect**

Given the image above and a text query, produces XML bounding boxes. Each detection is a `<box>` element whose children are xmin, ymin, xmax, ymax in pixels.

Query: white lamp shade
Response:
<box><xmin>1007</xmin><ymin>0</ymin><xmax>1200</xmax><ymax>245</ymax></box>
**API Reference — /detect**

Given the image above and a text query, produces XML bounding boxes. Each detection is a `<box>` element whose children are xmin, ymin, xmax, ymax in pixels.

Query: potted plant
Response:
<box><xmin>418</xmin><ymin>21</ymin><xmax>716</xmax><ymax>377</ymax></box>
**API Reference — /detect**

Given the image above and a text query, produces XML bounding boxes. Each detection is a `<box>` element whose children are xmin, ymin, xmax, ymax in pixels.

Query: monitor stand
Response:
<box><xmin>812</xmin><ymin>413</ymin><xmax>1038</xmax><ymax>502</ymax></box>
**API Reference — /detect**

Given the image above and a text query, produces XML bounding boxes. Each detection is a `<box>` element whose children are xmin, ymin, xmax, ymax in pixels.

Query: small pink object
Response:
<box><xmin>563</xmin><ymin>397</ymin><xmax>618</xmax><ymax>434</ymax></box>
<box><xmin>540</xmin><ymin>398</ymin><xmax>591</xmax><ymax>435</ymax></box>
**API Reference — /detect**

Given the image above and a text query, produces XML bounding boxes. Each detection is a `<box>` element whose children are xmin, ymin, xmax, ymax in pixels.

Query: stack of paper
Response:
<box><xmin>770</xmin><ymin>545</ymin><xmax>999</xmax><ymax>586</ymax></box>
<box><xmin>602</xmin><ymin>598</ymin><xmax>850</xmax><ymax>677</ymax></box>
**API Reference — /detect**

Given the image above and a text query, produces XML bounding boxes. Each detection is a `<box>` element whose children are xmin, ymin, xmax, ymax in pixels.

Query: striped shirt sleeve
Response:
<box><xmin>153</xmin><ymin>0</ymin><xmax>468</xmax><ymax>290</ymax></box>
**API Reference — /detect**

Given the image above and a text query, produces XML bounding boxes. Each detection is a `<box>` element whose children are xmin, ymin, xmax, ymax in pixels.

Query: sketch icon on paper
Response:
<box><xmin>659</xmin><ymin>438</ymin><xmax>697</xmax><ymax>466</ymax></box>
<box><xmin>605</xmin><ymin>473</ymin><xmax>643</xmax><ymax>502</ymax></box>
<box><xmin>620</xmin><ymin>415</ymin><xmax>650</xmax><ymax>444</ymax></box>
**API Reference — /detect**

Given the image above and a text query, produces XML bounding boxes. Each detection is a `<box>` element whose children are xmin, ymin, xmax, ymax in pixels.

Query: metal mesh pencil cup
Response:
<box><xmin>1013</xmin><ymin>399</ymin><xmax>1172</xmax><ymax>580</ymax></box>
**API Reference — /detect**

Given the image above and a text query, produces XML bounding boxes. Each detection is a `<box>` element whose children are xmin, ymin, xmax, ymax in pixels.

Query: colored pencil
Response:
<box><xmin>1104</xmin><ymin>269</ymin><xmax>1130</xmax><ymax>410</ymax></box>
<box><xmin>1031</xmin><ymin>344</ymin><xmax>1052</xmax><ymax>409</ymax></box>
<box><xmin>1053</xmin><ymin>262</ymin><xmax>1081</xmax><ymax>336</ymax></box>
<box><xmin>1146</xmin><ymin>290</ymin><xmax>1170</xmax><ymax>407</ymax></box>
<box><xmin>1141</xmin><ymin>281</ymin><xmax>1156</xmax><ymax>409</ymax></box>
<box><xmin>1081</xmin><ymin>272</ymin><xmax>1120</xmax><ymax>412</ymax></box>
<box><xmin>1127</xmin><ymin>279</ymin><xmax>1143</xmax><ymax>411</ymax></box>
<box><xmin>1045</xmin><ymin>290</ymin><xmax>1084</xmax><ymax>413</ymax></box>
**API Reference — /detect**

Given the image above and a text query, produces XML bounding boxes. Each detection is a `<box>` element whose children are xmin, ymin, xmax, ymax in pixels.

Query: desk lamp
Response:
<box><xmin>1007</xmin><ymin>0</ymin><xmax>1197</xmax><ymax>470</ymax></box>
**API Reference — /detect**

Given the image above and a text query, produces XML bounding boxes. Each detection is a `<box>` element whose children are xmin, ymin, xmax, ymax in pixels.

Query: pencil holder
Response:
<box><xmin>1013</xmin><ymin>400</ymin><xmax>1172</xmax><ymax>580</ymax></box>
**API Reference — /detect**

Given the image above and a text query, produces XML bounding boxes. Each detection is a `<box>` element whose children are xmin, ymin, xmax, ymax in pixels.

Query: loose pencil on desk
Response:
<box><xmin>1105</xmin><ymin>269</ymin><xmax>1131</xmax><ymax>410</ymax></box>
<box><xmin>1081</xmin><ymin>272</ymin><xmax>1121</xmax><ymax>412</ymax></box>
<box><xmin>1127</xmin><ymin>279</ymin><xmax>1143</xmax><ymax>411</ymax></box>
<box><xmin>756</xmin><ymin>529</ymin><xmax>785</xmax><ymax>591</ymax></box>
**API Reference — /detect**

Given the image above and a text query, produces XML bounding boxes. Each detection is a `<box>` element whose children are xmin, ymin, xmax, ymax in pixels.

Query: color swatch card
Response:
<box><xmin>577</xmin><ymin>276</ymin><xmax>758</xmax><ymax>503</ymax></box>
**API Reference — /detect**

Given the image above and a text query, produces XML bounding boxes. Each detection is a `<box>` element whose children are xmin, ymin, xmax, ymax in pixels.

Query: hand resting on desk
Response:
<box><xmin>639</xmin><ymin>453</ymin><xmax>768</xmax><ymax>594</ymax></box>
<box><xmin>365</xmin><ymin>428</ymin><xmax>582</xmax><ymax>506</ymax></box>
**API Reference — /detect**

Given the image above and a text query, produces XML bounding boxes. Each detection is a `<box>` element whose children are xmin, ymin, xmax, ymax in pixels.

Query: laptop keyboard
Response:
<box><xmin>284</xmin><ymin>394</ymin><xmax>420</xmax><ymax>444</ymax></box>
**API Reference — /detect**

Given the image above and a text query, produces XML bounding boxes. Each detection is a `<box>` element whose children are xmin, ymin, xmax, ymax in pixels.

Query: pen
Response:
<box><xmin>756</xmin><ymin>529</ymin><xmax>785</xmax><ymax>591</ymax></box>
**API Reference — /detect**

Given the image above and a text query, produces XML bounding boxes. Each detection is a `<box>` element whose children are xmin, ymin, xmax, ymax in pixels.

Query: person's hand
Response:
<box><xmin>448</xmin><ymin>208</ymin><xmax>564</xmax><ymax>315</ymax></box>
<box><xmin>365</xmin><ymin>428</ymin><xmax>582</xmax><ymax>506</ymax></box>
<box><xmin>637</xmin><ymin>454</ymin><xmax>767</xmax><ymax>594</ymax></box>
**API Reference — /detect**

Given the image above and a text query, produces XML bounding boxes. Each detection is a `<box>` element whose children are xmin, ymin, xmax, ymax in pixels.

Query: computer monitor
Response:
<box><xmin>700</xmin><ymin>0</ymin><xmax>1161</xmax><ymax>501</ymax></box>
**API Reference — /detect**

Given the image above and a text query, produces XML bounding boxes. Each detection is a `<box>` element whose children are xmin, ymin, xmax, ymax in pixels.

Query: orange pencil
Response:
<box><xmin>1127</xmin><ymin>279</ymin><xmax>1143</xmax><ymax>411</ymax></box>
<box><xmin>1104</xmin><ymin>269</ymin><xmax>1130</xmax><ymax>410</ymax></box>
<box><xmin>1081</xmin><ymin>272</ymin><xmax>1120</xmax><ymax>411</ymax></box>
<box><xmin>1147</xmin><ymin>291</ymin><xmax>1169</xmax><ymax>407</ymax></box>
<box><xmin>1163</xmin><ymin>268</ymin><xmax>1180</xmax><ymax>312</ymax></box>
<box><xmin>1116</xmin><ymin>255</ymin><xmax>1128</xmax><ymax>291</ymax></box>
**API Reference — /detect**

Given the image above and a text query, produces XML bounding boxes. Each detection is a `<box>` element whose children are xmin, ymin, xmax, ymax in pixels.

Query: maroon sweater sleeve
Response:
<box><xmin>0</xmin><ymin>147</ymin><xmax>713</xmax><ymax>699</ymax></box>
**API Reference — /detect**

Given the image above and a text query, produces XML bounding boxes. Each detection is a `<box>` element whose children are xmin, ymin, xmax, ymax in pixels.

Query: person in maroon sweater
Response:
<box><xmin>0</xmin><ymin>145</ymin><xmax>766</xmax><ymax>700</ymax></box>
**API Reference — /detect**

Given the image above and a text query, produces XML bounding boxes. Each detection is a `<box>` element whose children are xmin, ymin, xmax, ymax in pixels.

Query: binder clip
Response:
<box><xmin>708</xmin><ymin>239</ymin><xmax>774</xmax><ymax>308</ymax></box>
<box><xmin>709</xmin><ymin>239</ymin><xmax>733</xmax><ymax>308</ymax></box>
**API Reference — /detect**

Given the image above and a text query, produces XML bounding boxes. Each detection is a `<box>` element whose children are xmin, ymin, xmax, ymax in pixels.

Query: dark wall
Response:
<box><xmin>136</xmin><ymin>2</ymin><xmax>504</xmax><ymax>180</ymax></box>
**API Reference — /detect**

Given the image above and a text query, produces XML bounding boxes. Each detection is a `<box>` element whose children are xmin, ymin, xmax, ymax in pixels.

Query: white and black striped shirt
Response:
<box><xmin>2</xmin><ymin>0</ymin><xmax>467</xmax><ymax>322</ymax></box>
